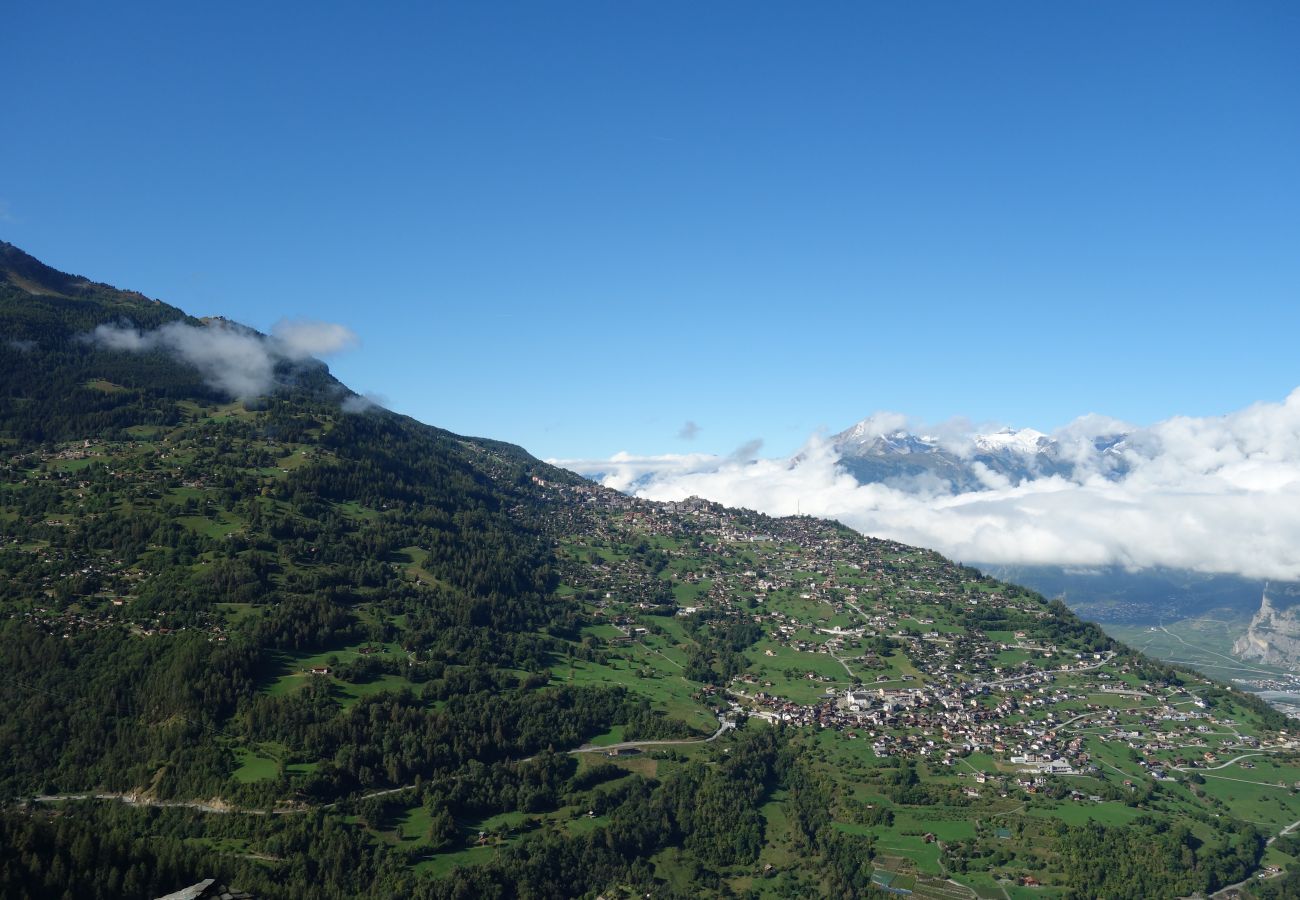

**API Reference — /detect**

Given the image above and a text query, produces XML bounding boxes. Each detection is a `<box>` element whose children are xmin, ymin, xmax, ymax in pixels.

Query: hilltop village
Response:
<box><xmin>538</xmin><ymin>478</ymin><xmax>1299</xmax><ymax>795</ymax></box>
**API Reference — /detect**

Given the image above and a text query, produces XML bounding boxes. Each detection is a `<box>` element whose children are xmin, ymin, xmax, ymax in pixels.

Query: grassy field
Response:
<box><xmin>870</xmin><ymin>828</ymin><xmax>943</xmax><ymax>876</ymax></box>
<box><xmin>395</xmin><ymin>804</ymin><xmax>433</xmax><ymax>843</ymax></box>
<box><xmin>557</xmin><ymin>650</ymin><xmax>716</xmax><ymax>734</ymax></box>
<box><xmin>260</xmin><ymin>643</ymin><xmax>417</xmax><ymax>707</ymax></box>
<box><xmin>232</xmin><ymin>747</ymin><xmax>279</xmax><ymax>783</ymax></box>
<box><xmin>176</xmin><ymin>513</ymin><xmax>245</xmax><ymax>538</ymax></box>
<box><xmin>583</xmin><ymin>725</ymin><xmax>626</xmax><ymax>746</ymax></box>
<box><xmin>335</xmin><ymin>673</ymin><xmax>419</xmax><ymax>706</ymax></box>
<box><xmin>216</xmin><ymin>602</ymin><xmax>263</xmax><ymax>625</ymax></box>
<box><xmin>581</xmin><ymin>623</ymin><xmax>626</xmax><ymax>641</ymax></box>
<box><xmin>745</xmin><ymin>639</ymin><xmax>853</xmax><ymax>704</ymax></box>
<box><xmin>394</xmin><ymin>546</ymin><xmax>446</xmax><ymax>587</ymax></box>
<box><xmin>1195</xmin><ymin>770</ymin><xmax>1300</xmax><ymax>827</ymax></box>
<box><xmin>50</xmin><ymin>455</ymin><xmax>106</xmax><ymax>473</ymax></box>
<box><xmin>671</xmin><ymin>578</ymin><xmax>712</xmax><ymax>604</ymax></box>
<box><xmin>1022</xmin><ymin>800</ymin><xmax>1144</xmax><ymax>826</ymax></box>
<box><xmin>336</xmin><ymin>500</ymin><xmax>381</xmax><ymax>522</ymax></box>
<box><xmin>756</xmin><ymin>789</ymin><xmax>797</xmax><ymax>870</ymax></box>
<box><xmin>411</xmin><ymin>845</ymin><xmax>499</xmax><ymax>877</ymax></box>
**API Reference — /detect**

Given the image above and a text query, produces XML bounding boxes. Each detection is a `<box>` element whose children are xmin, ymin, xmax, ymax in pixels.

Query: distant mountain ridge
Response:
<box><xmin>831</xmin><ymin>419</ymin><xmax>1130</xmax><ymax>492</ymax></box>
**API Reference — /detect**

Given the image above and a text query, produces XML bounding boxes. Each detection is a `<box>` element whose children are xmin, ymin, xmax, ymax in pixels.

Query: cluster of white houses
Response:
<box><xmin>541</xmin><ymin>480</ymin><xmax>1298</xmax><ymax>784</ymax></box>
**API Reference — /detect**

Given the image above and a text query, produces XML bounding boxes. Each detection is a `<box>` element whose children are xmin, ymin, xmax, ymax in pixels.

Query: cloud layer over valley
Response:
<box><xmin>554</xmin><ymin>389</ymin><xmax>1300</xmax><ymax>582</ymax></box>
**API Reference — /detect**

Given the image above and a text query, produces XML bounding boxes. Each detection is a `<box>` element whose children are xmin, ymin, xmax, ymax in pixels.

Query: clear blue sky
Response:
<box><xmin>6</xmin><ymin>2</ymin><xmax>1299</xmax><ymax>459</ymax></box>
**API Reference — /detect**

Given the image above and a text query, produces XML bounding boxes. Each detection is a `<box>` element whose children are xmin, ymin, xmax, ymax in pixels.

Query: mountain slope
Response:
<box><xmin>2</xmin><ymin>245</ymin><xmax>1299</xmax><ymax>899</ymax></box>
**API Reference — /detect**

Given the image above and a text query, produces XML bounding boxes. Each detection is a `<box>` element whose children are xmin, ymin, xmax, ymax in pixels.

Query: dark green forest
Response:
<box><xmin>0</xmin><ymin>244</ymin><xmax>849</xmax><ymax>897</ymax></box>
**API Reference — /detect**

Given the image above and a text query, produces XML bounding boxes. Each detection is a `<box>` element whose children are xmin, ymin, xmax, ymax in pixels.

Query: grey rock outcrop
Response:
<box><xmin>1235</xmin><ymin>587</ymin><xmax>1300</xmax><ymax>669</ymax></box>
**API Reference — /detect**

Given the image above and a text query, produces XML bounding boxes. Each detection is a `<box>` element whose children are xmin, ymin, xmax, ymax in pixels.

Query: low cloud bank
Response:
<box><xmin>553</xmin><ymin>389</ymin><xmax>1300</xmax><ymax>582</ymax></box>
<box><xmin>89</xmin><ymin>317</ymin><xmax>359</xmax><ymax>399</ymax></box>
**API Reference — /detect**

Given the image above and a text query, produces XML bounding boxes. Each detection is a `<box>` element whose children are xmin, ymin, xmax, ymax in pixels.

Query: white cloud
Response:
<box><xmin>271</xmin><ymin>318</ymin><xmax>359</xmax><ymax>358</ymax></box>
<box><xmin>91</xmin><ymin>323</ymin><xmax>152</xmax><ymax>352</ymax></box>
<box><xmin>553</xmin><ymin>388</ymin><xmax>1300</xmax><ymax>582</ymax></box>
<box><xmin>88</xmin><ymin>317</ymin><xmax>358</xmax><ymax>399</ymax></box>
<box><xmin>560</xmin><ymin>450</ymin><xmax>734</xmax><ymax>494</ymax></box>
<box><xmin>341</xmin><ymin>391</ymin><xmax>387</xmax><ymax>414</ymax></box>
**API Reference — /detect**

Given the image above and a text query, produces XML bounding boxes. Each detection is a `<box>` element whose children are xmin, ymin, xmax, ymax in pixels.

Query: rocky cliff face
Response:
<box><xmin>1235</xmin><ymin>588</ymin><xmax>1300</xmax><ymax>669</ymax></box>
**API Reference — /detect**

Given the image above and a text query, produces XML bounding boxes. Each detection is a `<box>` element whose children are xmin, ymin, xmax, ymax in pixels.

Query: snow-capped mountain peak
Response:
<box><xmin>830</xmin><ymin>418</ymin><xmax>1133</xmax><ymax>493</ymax></box>
<box><xmin>973</xmin><ymin>427</ymin><xmax>1051</xmax><ymax>455</ymax></box>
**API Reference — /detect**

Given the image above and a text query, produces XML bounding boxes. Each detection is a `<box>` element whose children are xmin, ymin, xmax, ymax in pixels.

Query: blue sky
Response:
<box><xmin>6</xmin><ymin>2</ymin><xmax>1299</xmax><ymax>459</ymax></box>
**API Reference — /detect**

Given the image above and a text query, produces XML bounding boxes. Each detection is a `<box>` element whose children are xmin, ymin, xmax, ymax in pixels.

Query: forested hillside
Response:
<box><xmin>3</xmin><ymin>243</ymin><xmax>1299</xmax><ymax>899</ymax></box>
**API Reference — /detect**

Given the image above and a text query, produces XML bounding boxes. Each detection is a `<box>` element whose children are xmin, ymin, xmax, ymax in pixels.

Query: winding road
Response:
<box><xmin>28</xmin><ymin>793</ymin><xmax>295</xmax><ymax>815</ymax></box>
<box><xmin>22</xmin><ymin>716</ymin><xmax>738</xmax><ymax>816</ymax></box>
<box><xmin>568</xmin><ymin>715</ymin><xmax>734</xmax><ymax>754</ymax></box>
